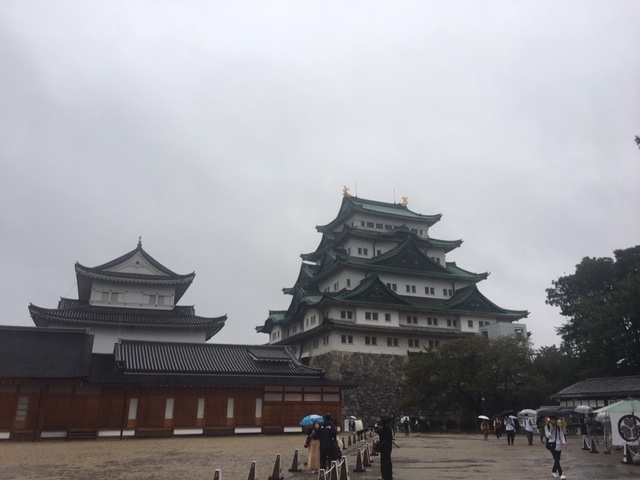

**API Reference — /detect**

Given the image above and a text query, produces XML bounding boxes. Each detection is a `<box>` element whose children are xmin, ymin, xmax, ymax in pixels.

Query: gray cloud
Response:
<box><xmin>1</xmin><ymin>1</ymin><xmax>639</xmax><ymax>348</ymax></box>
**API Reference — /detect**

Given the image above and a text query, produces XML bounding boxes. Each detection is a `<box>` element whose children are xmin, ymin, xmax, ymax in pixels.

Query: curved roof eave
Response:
<box><xmin>316</xmin><ymin>196</ymin><xmax>442</xmax><ymax>232</ymax></box>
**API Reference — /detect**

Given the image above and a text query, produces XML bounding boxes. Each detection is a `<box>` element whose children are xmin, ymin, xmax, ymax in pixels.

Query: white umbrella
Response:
<box><xmin>518</xmin><ymin>409</ymin><xmax>537</xmax><ymax>416</ymax></box>
<box><xmin>400</xmin><ymin>416</ymin><xmax>410</xmax><ymax>422</ymax></box>
<box><xmin>478</xmin><ymin>415</ymin><xmax>490</xmax><ymax>420</ymax></box>
<box><xmin>350</xmin><ymin>416</ymin><xmax>357</xmax><ymax>420</ymax></box>
<box><xmin>574</xmin><ymin>405</ymin><xmax>594</xmax><ymax>414</ymax></box>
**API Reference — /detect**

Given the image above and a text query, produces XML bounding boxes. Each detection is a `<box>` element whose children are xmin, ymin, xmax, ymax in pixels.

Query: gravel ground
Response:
<box><xmin>0</xmin><ymin>432</ymin><xmax>637</xmax><ymax>479</ymax></box>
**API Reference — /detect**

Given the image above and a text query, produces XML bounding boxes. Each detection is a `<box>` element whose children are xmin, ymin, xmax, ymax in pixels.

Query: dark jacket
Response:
<box><xmin>375</xmin><ymin>422</ymin><xmax>394</xmax><ymax>453</ymax></box>
<box><xmin>317</xmin><ymin>421</ymin><xmax>337</xmax><ymax>449</ymax></box>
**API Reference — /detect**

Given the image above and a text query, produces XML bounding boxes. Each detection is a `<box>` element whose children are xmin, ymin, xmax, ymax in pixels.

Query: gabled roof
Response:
<box><xmin>553</xmin><ymin>376</ymin><xmax>640</xmax><ymax>399</ymax></box>
<box><xmin>114</xmin><ymin>340</ymin><xmax>325</xmax><ymax>377</ymax></box>
<box><xmin>75</xmin><ymin>241</ymin><xmax>195</xmax><ymax>303</ymax></box>
<box><xmin>306</xmin><ymin>238</ymin><xmax>487</xmax><ymax>285</ymax></box>
<box><xmin>340</xmin><ymin>273</ymin><xmax>413</xmax><ymax>306</ymax></box>
<box><xmin>317</xmin><ymin>196</ymin><xmax>441</xmax><ymax>233</ymax></box>
<box><xmin>29</xmin><ymin>299</ymin><xmax>227</xmax><ymax>341</ymax></box>
<box><xmin>0</xmin><ymin>326</ymin><xmax>93</xmax><ymax>379</ymax></box>
<box><xmin>301</xmin><ymin>226</ymin><xmax>462</xmax><ymax>262</ymax></box>
<box><xmin>444</xmin><ymin>284</ymin><xmax>528</xmax><ymax>319</ymax></box>
<box><xmin>371</xmin><ymin>236</ymin><xmax>451</xmax><ymax>274</ymax></box>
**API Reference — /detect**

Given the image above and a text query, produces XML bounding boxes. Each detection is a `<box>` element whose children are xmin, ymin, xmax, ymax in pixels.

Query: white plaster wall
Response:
<box><xmin>48</xmin><ymin>321</ymin><xmax>207</xmax><ymax>353</ymax></box>
<box><xmin>90</xmin><ymin>280</ymin><xmax>175</xmax><ymax>309</ymax></box>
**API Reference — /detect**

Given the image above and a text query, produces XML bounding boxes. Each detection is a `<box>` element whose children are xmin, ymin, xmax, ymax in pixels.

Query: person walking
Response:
<box><xmin>545</xmin><ymin>416</ymin><xmax>568</xmax><ymax>479</ymax></box>
<box><xmin>317</xmin><ymin>413</ymin><xmax>337</xmax><ymax>471</ymax></box>
<box><xmin>481</xmin><ymin>419</ymin><xmax>490</xmax><ymax>440</ymax></box>
<box><xmin>524</xmin><ymin>414</ymin><xmax>535</xmax><ymax>445</ymax></box>
<box><xmin>403</xmin><ymin>418</ymin><xmax>410</xmax><ymax>436</ymax></box>
<box><xmin>584</xmin><ymin>413</ymin><xmax>599</xmax><ymax>453</ymax></box>
<box><xmin>504</xmin><ymin>416</ymin><xmax>516</xmax><ymax>445</ymax></box>
<box><xmin>538</xmin><ymin>416</ymin><xmax>548</xmax><ymax>443</ymax></box>
<box><xmin>493</xmin><ymin>417</ymin><xmax>502</xmax><ymax>439</ymax></box>
<box><xmin>375</xmin><ymin>415</ymin><xmax>394</xmax><ymax>480</ymax></box>
<box><xmin>306</xmin><ymin>420</ymin><xmax>321</xmax><ymax>473</ymax></box>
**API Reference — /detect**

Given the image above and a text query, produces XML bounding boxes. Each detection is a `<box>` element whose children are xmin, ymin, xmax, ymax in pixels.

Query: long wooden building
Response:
<box><xmin>0</xmin><ymin>242</ymin><xmax>348</xmax><ymax>441</ymax></box>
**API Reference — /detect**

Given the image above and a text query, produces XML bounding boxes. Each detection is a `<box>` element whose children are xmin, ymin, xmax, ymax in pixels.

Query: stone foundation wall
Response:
<box><xmin>310</xmin><ymin>351</ymin><xmax>409</xmax><ymax>427</ymax></box>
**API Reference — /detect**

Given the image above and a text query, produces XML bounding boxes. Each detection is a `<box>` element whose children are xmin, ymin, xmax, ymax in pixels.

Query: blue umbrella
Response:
<box><xmin>300</xmin><ymin>414</ymin><xmax>324</xmax><ymax>426</ymax></box>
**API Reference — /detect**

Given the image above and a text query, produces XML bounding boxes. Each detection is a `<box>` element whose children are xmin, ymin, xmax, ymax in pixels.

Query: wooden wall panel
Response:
<box><xmin>0</xmin><ymin>394</ymin><xmax>17</xmax><ymax>429</ymax></box>
<box><xmin>40</xmin><ymin>395</ymin><xmax>72</xmax><ymax>429</ymax></box>
<box><xmin>204</xmin><ymin>396</ymin><xmax>227</xmax><ymax>427</ymax></box>
<box><xmin>173</xmin><ymin>397</ymin><xmax>198</xmax><ymax>428</ymax></box>
<box><xmin>98</xmin><ymin>395</ymin><xmax>125</xmax><ymax>429</ymax></box>
<box><xmin>262</xmin><ymin>403</ymin><xmax>283</xmax><ymax>426</ymax></box>
<box><xmin>136</xmin><ymin>396</ymin><xmax>166</xmax><ymax>428</ymax></box>
<box><xmin>234</xmin><ymin>397</ymin><xmax>255</xmax><ymax>427</ymax></box>
<box><xmin>69</xmin><ymin>396</ymin><xmax>100</xmax><ymax>430</ymax></box>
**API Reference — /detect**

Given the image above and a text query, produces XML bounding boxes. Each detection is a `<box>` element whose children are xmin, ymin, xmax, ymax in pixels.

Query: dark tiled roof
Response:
<box><xmin>554</xmin><ymin>376</ymin><xmax>640</xmax><ymax>399</ymax></box>
<box><xmin>0</xmin><ymin>326</ymin><xmax>93</xmax><ymax>379</ymax></box>
<box><xmin>29</xmin><ymin>301</ymin><xmax>227</xmax><ymax>340</ymax></box>
<box><xmin>114</xmin><ymin>340</ymin><xmax>325</xmax><ymax>377</ymax></box>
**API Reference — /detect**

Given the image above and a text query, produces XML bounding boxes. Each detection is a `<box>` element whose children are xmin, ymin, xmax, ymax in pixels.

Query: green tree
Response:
<box><xmin>546</xmin><ymin>245</ymin><xmax>640</xmax><ymax>377</ymax></box>
<box><xmin>402</xmin><ymin>335</ymin><xmax>543</xmax><ymax>422</ymax></box>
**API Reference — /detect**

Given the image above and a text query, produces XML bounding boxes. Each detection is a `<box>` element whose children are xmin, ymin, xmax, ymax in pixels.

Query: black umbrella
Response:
<box><xmin>537</xmin><ymin>408</ymin><xmax>571</xmax><ymax>419</ymax></box>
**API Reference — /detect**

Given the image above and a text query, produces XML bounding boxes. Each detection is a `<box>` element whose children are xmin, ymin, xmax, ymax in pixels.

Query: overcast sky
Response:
<box><xmin>1</xmin><ymin>1</ymin><xmax>639</xmax><ymax>350</ymax></box>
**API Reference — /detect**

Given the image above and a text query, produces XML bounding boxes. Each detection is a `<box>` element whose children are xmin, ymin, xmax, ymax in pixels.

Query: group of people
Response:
<box><xmin>306</xmin><ymin>413</ymin><xmax>394</xmax><ymax>480</ymax></box>
<box><xmin>304</xmin><ymin>413</ymin><xmax>341</xmax><ymax>474</ymax></box>
<box><xmin>481</xmin><ymin>411</ymin><xmax>603</xmax><ymax>479</ymax></box>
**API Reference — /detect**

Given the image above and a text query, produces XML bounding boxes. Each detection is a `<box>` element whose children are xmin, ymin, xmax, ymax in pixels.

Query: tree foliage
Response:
<box><xmin>546</xmin><ymin>245</ymin><xmax>640</xmax><ymax>377</ymax></box>
<box><xmin>402</xmin><ymin>335</ymin><xmax>558</xmax><ymax>420</ymax></box>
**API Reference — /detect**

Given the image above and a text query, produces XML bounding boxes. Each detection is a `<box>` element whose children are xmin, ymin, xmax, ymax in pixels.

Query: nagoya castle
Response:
<box><xmin>257</xmin><ymin>187</ymin><xmax>528</xmax><ymax>424</ymax></box>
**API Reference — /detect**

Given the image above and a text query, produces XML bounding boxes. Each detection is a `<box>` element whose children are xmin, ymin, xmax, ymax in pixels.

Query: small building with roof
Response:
<box><xmin>1</xmin><ymin>241</ymin><xmax>348</xmax><ymax>441</ymax></box>
<box><xmin>553</xmin><ymin>376</ymin><xmax>640</xmax><ymax>409</ymax></box>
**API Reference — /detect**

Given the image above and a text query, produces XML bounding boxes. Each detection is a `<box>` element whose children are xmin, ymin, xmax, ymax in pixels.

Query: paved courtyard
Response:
<box><xmin>0</xmin><ymin>432</ymin><xmax>637</xmax><ymax>479</ymax></box>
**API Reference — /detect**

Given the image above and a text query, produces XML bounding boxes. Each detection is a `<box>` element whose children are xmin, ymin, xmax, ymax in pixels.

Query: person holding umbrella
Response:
<box><xmin>545</xmin><ymin>415</ymin><xmax>567</xmax><ymax>479</ymax></box>
<box><xmin>478</xmin><ymin>415</ymin><xmax>490</xmax><ymax>440</ymax></box>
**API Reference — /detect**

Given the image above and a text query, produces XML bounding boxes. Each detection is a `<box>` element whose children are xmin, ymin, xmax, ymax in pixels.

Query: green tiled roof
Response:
<box><xmin>317</xmin><ymin>196</ymin><xmax>441</xmax><ymax>232</ymax></box>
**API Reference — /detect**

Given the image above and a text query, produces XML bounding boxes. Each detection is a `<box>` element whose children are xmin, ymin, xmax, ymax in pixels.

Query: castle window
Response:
<box><xmin>366</xmin><ymin>222</ymin><xmax>374</xmax><ymax>228</ymax></box>
<box><xmin>347</xmin><ymin>279</ymin><xmax>351</xmax><ymax>287</ymax></box>
<box><xmin>386</xmin><ymin>337</ymin><xmax>399</xmax><ymax>347</ymax></box>
<box><xmin>323</xmin><ymin>336</ymin><xmax>329</xmax><ymax>345</ymax></box>
<box><xmin>385</xmin><ymin>313</ymin><xmax>391</xmax><ymax>322</ymax></box>
<box><xmin>360</xmin><ymin>221</ymin><xmax>365</xmax><ymax>227</ymax></box>
<box><xmin>384</xmin><ymin>224</ymin><xmax>392</xmax><ymax>230</ymax></box>
<box><xmin>408</xmin><ymin>339</ymin><xmax>420</xmax><ymax>347</ymax></box>
<box><xmin>468</xmin><ymin>320</ymin><xmax>474</xmax><ymax>328</ymax></box>
<box><xmin>376</xmin><ymin>223</ymin><xmax>383</xmax><ymax>229</ymax></box>
<box><xmin>341</xmin><ymin>335</ymin><xmax>353</xmax><ymax>344</ymax></box>
<box><xmin>111</xmin><ymin>292</ymin><xmax>123</xmax><ymax>304</ymax></box>
<box><xmin>406</xmin><ymin>316</ymin><xmax>417</xmax><ymax>324</ymax></box>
